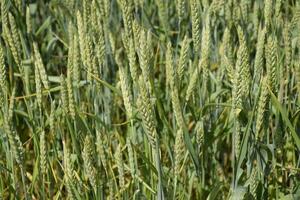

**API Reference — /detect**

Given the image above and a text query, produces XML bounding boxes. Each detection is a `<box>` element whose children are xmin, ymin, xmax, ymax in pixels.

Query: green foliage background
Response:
<box><xmin>0</xmin><ymin>0</ymin><xmax>300</xmax><ymax>199</ymax></box>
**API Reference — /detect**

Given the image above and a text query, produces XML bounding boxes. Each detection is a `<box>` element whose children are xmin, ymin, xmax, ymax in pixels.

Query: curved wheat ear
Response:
<box><xmin>190</xmin><ymin>0</ymin><xmax>201</xmax><ymax>54</ymax></box>
<box><xmin>264</xmin><ymin>0</ymin><xmax>273</xmax><ymax>28</ymax></box>
<box><xmin>254</xmin><ymin>27</ymin><xmax>266</xmax><ymax>80</ymax></box>
<box><xmin>115</xmin><ymin>51</ymin><xmax>133</xmax><ymax>119</ymax></box>
<box><xmin>40</xmin><ymin>130</ymin><xmax>47</xmax><ymax>175</ymax></box>
<box><xmin>255</xmin><ymin>77</ymin><xmax>269</xmax><ymax>141</ymax></box>
<box><xmin>0</xmin><ymin>43</ymin><xmax>7</xmax><ymax>95</ymax></box>
<box><xmin>33</xmin><ymin>42</ymin><xmax>49</xmax><ymax>90</ymax></box>
<box><xmin>137</xmin><ymin>77</ymin><xmax>157</xmax><ymax>148</ymax></box>
<box><xmin>174</xmin><ymin>129</ymin><xmax>185</xmax><ymax>176</ymax></box>
<box><xmin>266</xmin><ymin>35</ymin><xmax>278</xmax><ymax>93</ymax></box>
<box><xmin>115</xmin><ymin>144</ymin><xmax>125</xmax><ymax>188</ymax></box>
<box><xmin>60</xmin><ymin>75</ymin><xmax>69</xmax><ymax>114</ymax></box>
<box><xmin>96</xmin><ymin>130</ymin><xmax>108</xmax><ymax>174</ymax></box>
<box><xmin>186</xmin><ymin>59</ymin><xmax>203</xmax><ymax>102</ymax></box>
<box><xmin>177</xmin><ymin>35</ymin><xmax>189</xmax><ymax>83</ymax></box>
<box><xmin>63</xmin><ymin>140</ymin><xmax>77</xmax><ymax>199</ymax></box>
<box><xmin>82</xmin><ymin>135</ymin><xmax>98</xmax><ymax>191</ymax></box>
<box><xmin>35</xmin><ymin>64</ymin><xmax>42</xmax><ymax>108</ymax></box>
<box><xmin>200</xmin><ymin>15</ymin><xmax>211</xmax><ymax>80</ymax></box>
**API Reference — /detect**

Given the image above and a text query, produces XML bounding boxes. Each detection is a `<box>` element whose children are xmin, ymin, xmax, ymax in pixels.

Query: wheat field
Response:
<box><xmin>0</xmin><ymin>0</ymin><xmax>300</xmax><ymax>199</ymax></box>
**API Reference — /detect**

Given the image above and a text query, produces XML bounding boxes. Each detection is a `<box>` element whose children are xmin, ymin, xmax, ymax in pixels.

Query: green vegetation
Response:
<box><xmin>0</xmin><ymin>0</ymin><xmax>300</xmax><ymax>199</ymax></box>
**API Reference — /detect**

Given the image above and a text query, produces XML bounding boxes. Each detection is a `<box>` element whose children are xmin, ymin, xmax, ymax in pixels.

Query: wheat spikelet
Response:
<box><xmin>254</xmin><ymin>27</ymin><xmax>266</xmax><ymax>80</ymax></box>
<box><xmin>139</xmin><ymin>29</ymin><xmax>152</xmax><ymax>85</ymax></box>
<box><xmin>85</xmin><ymin>34</ymin><xmax>94</xmax><ymax>82</ymax></box>
<box><xmin>3</xmin><ymin>116</ymin><xmax>24</xmax><ymax>167</ymax></box>
<box><xmin>26</xmin><ymin>6</ymin><xmax>32</xmax><ymax>34</ymax></box>
<box><xmin>82</xmin><ymin>135</ymin><xmax>98</xmax><ymax>190</ymax></box>
<box><xmin>200</xmin><ymin>16</ymin><xmax>211</xmax><ymax>80</ymax></box>
<box><xmin>253</xmin><ymin>2</ymin><xmax>260</xmax><ymax>34</ymax></box>
<box><xmin>255</xmin><ymin>77</ymin><xmax>269</xmax><ymax>141</ymax></box>
<box><xmin>283</xmin><ymin>23</ymin><xmax>292</xmax><ymax>75</ymax></box>
<box><xmin>127</xmin><ymin>139</ymin><xmax>135</xmax><ymax>176</ymax></box>
<box><xmin>122</xmin><ymin>32</ymin><xmax>138</xmax><ymax>83</ymax></box>
<box><xmin>72</xmin><ymin>33</ymin><xmax>81</xmax><ymax>85</ymax></box>
<box><xmin>240</xmin><ymin>0</ymin><xmax>249</xmax><ymax>22</ymax></box>
<box><xmin>264</xmin><ymin>0</ymin><xmax>273</xmax><ymax>28</ymax></box>
<box><xmin>94</xmin><ymin>23</ymin><xmax>106</xmax><ymax>69</ymax></box>
<box><xmin>176</xmin><ymin>0</ymin><xmax>186</xmax><ymax>23</ymax></box>
<box><xmin>174</xmin><ymin>129</ymin><xmax>185</xmax><ymax>176</ymax></box>
<box><xmin>275</xmin><ymin>0</ymin><xmax>282</xmax><ymax>17</ymax></box>
<box><xmin>137</xmin><ymin>77</ymin><xmax>157</xmax><ymax>148</ymax></box>
<box><xmin>40</xmin><ymin>130</ymin><xmax>47</xmax><ymax>175</ymax></box>
<box><xmin>177</xmin><ymin>35</ymin><xmax>189</xmax><ymax>83</ymax></box>
<box><xmin>266</xmin><ymin>35</ymin><xmax>278</xmax><ymax>93</ymax></box>
<box><xmin>96</xmin><ymin>130</ymin><xmax>108</xmax><ymax>173</ymax></box>
<box><xmin>8</xmin><ymin>87</ymin><xmax>16</xmax><ymax>122</ymax></box>
<box><xmin>221</xmin><ymin>28</ymin><xmax>234</xmax><ymax>83</ymax></box>
<box><xmin>236</xmin><ymin>26</ymin><xmax>250</xmax><ymax>97</ymax></box>
<box><xmin>33</xmin><ymin>42</ymin><xmax>49</xmax><ymax>90</ymax></box>
<box><xmin>76</xmin><ymin>11</ymin><xmax>87</xmax><ymax>69</ymax></box>
<box><xmin>155</xmin><ymin>0</ymin><xmax>168</xmax><ymax>30</ymax></box>
<box><xmin>190</xmin><ymin>0</ymin><xmax>201</xmax><ymax>54</ymax></box>
<box><xmin>63</xmin><ymin>140</ymin><xmax>77</xmax><ymax>199</ymax></box>
<box><xmin>60</xmin><ymin>75</ymin><xmax>69</xmax><ymax>114</ymax></box>
<box><xmin>115</xmin><ymin>144</ymin><xmax>125</xmax><ymax>188</ymax></box>
<box><xmin>132</xmin><ymin>20</ymin><xmax>141</xmax><ymax>51</ymax></box>
<box><xmin>3</xmin><ymin>15</ymin><xmax>20</xmax><ymax>69</ymax></box>
<box><xmin>8</xmin><ymin>12</ymin><xmax>22</xmax><ymax>67</ymax></box>
<box><xmin>185</xmin><ymin>59</ymin><xmax>203</xmax><ymax>102</ymax></box>
<box><xmin>166</xmin><ymin>41</ymin><xmax>174</xmax><ymax>88</ymax></box>
<box><xmin>118</xmin><ymin>0</ymin><xmax>134</xmax><ymax>38</ymax></box>
<box><xmin>171</xmin><ymin>85</ymin><xmax>185</xmax><ymax>130</ymax></box>
<box><xmin>0</xmin><ymin>43</ymin><xmax>7</xmax><ymax>94</ymax></box>
<box><xmin>67</xmin><ymin>72</ymin><xmax>75</xmax><ymax>119</ymax></box>
<box><xmin>35</xmin><ymin>64</ymin><xmax>42</xmax><ymax>108</ymax></box>
<box><xmin>116</xmin><ymin>53</ymin><xmax>133</xmax><ymax>119</ymax></box>
<box><xmin>249</xmin><ymin>167</ymin><xmax>258</xmax><ymax>199</ymax></box>
<box><xmin>195</xmin><ymin>121</ymin><xmax>204</xmax><ymax>149</ymax></box>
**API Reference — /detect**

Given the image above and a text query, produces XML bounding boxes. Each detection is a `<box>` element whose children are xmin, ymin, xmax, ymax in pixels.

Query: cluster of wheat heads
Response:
<box><xmin>0</xmin><ymin>0</ymin><xmax>300</xmax><ymax>199</ymax></box>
